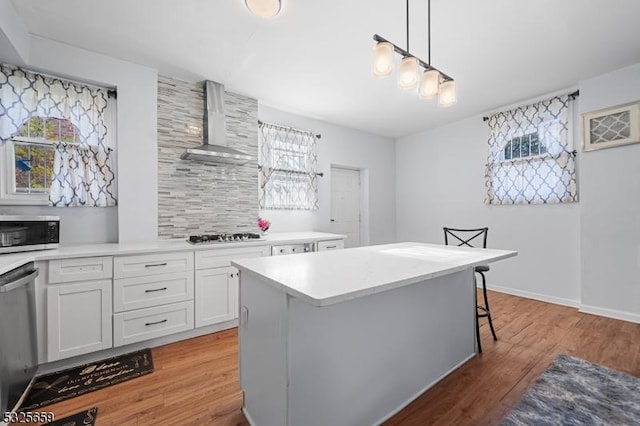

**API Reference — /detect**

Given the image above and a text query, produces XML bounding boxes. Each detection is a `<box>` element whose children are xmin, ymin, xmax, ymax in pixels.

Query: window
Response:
<box><xmin>0</xmin><ymin>64</ymin><xmax>116</xmax><ymax>207</ymax></box>
<box><xmin>485</xmin><ymin>95</ymin><xmax>578</xmax><ymax>205</ymax></box>
<box><xmin>502</xmin><ymin>132</ymin><xmax>547</xmax><ymax>160</ymax></box>
<box><xmin>258</xmin><ymin>121</ymin><xmax>319</xmax><ymax>210</ymax></box>
<box><xmin>2</xmin><ymin>117</ymin><xmax>81</xmax><ymax>203</ymax></box>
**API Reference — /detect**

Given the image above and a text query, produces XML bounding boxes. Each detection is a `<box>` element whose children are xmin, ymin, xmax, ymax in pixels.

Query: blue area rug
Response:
<box><xmin>502</xmin><ymin>354</ymin><xmax>640</xmax><ymax>425</ymax></box>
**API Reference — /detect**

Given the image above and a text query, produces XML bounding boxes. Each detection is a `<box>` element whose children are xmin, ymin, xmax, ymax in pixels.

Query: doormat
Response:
<box><xmin>19</xmin><ymin>349</ymin><xmax>153</xmax><ymax>411</ymax></box>
<box><xmin>45</xmin><ymin>407</ymin><xmax>98</xmax><ymax>426</ymax></box>
<box><xmin>502</xmin><ymin>354</ymin><xmax>640</xmax><ymax>425</ymax></box>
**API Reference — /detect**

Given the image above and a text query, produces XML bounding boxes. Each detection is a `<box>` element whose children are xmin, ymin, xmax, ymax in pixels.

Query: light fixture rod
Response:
<box><xmin>373</xmin><ymin>34</ymin><xmax>454</xmax><ymax>82</ymax></box>
<box><xmin>427</xmin><ymin>0</ymin><xmax>431</xmax><ymax>64</ymax></box>
<box><xmin>406</xmin><ymin>0</ymin><xmax>410</xmax><ymax>52</ymax></box>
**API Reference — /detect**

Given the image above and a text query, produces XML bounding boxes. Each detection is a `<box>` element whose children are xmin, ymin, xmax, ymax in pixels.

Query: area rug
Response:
<box><xmin>502</xmin><ymin>354</ymin><xmax>640</xmax><ymax>425</ymax></box>
<box><xmin>19</xmin><ymin>349</ymin><xmax>153</xmax><ymax>411</ymax></box>
<box><xmin>45</xmin><ymin>407</ymin><xmax>98</xmax><ymax>426</ymax></box>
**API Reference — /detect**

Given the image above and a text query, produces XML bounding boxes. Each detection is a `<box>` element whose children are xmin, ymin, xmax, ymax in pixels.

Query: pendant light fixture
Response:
<box><xmin>372</xmin><ymin>42</ymin><xmax>394</xmax><ymax>78</ymax></box>
<box><xmin>245</xmin><ymin>0</ymin><xmax>281</xmax><ymax>18</ymax></box>
<box><xmin>372</xmin><ymin>0</ymin><xmax>456</xmax><ymax>107</ymax></box>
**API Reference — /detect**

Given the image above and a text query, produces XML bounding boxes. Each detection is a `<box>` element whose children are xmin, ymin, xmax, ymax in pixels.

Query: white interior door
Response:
<box><xmin>330</xmin><ymin>167</ymin><xmax>360</xmax><ymax>248</ymax></box>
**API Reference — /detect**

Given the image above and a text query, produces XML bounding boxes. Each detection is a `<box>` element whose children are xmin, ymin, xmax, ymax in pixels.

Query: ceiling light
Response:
<box><xmin>373</xmin><ymin>0</ymin><xmax>456</xmax><ymax>106</ymax></box>
<box><xmin>398</xmin><ymin>57</ymin><xmax>419</xmax><ymax>90</ymax></box>
<box><xmin>245</xmin><ymin>0</ymin><xmax>281</xmax><ymax>18</ymax></box>
<box><xmin>438</xmin><ymin>80</ymin><xmax>457</xmax><ymax>107</ymax></box>
<box><xmin>419</xmin><ymin>69</ymin><xmax>440</xmax><ymax>99</ymax></box>
<box><xmin>372</xmin><ymin>42</ymin><xmax>394</xmax><ymax>78</ymax></box>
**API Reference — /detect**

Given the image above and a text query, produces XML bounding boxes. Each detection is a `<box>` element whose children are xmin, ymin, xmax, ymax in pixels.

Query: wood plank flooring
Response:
<box><xmin>30</xmin><ymin>291</ymin><xmax>640</xmax><ymax>425</ymax></box>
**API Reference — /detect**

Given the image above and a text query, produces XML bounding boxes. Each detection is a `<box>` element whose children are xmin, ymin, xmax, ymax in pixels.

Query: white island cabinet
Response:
<box><xmin>232</xmin><ymin>242</ymin><xmax>516</xmax><ymax>426</ymax></box>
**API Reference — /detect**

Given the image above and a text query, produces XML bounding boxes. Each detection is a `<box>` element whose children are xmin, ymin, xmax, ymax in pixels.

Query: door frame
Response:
<box><xmin>329</xmin><ymin>165</ymin><xmax>369</xmax><ymax>247</ymax></box>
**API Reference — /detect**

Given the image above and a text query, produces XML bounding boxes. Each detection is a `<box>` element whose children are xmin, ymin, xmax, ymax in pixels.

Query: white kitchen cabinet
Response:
<box><xmin>47</xmin><ymin>279</ymin><xmax>112</xmax><ymax>362</ymax></box>
<box><xmin>194</xmin><ymin>245</ymin><xmax>268</xmax><ymax>328</ymax></box>
<box><xmin>48</xmin><ymin>256</ymin><xmax>112</xmax><ymax>283</ymax></box>
<box><xmin>195</xmin><ymin>246</ymin><xmax>269</xmax><ymax>269</ymax></box>
<box><xmin>113</xmin><ymin>301</ymin><xmax>194</xmax><ymax>346</ymax></box>
<box><xmin>112</xmin><ymin>251</ymin><xmax>195</xmax><ymax>347</ymax></box>
<box><xmin>114</xmin><ymin>251</ymin><xmax>193</xmax><ymax>279</ymax></box>
<box><xmin>195</xmin><ymin>266</ymin><xmax>238</xmax><ymax>327</ymax></box>
<box><xmin>316</xmin><ymin>239</ymin><xmax>345</xmax><ymax>251</ymax></box>
<box><xmin>113</xmin><ymin>272</ymin><xmax>194</xmax><ymax>313</ymax></box>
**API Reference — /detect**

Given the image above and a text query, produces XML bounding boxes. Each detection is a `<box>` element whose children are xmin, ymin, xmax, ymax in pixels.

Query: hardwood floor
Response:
<box><xmin>32</xmin><ymin>291</ymin><xmax>640</xmax><ymax>425</ymax></box>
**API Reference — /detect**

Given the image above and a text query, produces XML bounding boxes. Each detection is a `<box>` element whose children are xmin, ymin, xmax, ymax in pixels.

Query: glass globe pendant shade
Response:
<box><xmin>438</xmin><ymin>80</ymin><xmax>457</xmax><ymax>107</ymax></box>
<box><xmin>419</xmin><ymin>69</ymin><xmax>440</xmax><ymax>99</ymax></box>
<box><xmin>245</xmin><ymin>0</ymin><xmax>281</xmax><ymax>18</ymax></box>
<box><xmin>398</xmin><ymin>56</ymin><xmax>419</xmax><ymax>90</ymax></box>
<box><xmin>372</xmin><ymin>42</ymin><xmax>394</xmax><ymax>78</ymax></box>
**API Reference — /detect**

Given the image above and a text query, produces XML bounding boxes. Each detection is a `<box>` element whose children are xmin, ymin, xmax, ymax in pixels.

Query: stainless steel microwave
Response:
<box><xmin>0</xmin><ymin>215</ymin><xmax>59</xmax><ymax>254</ymax></box>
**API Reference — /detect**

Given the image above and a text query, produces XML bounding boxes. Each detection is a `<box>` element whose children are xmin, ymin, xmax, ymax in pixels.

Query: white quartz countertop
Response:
<box><xmin>0</xmin><ymin>232</ymin><xmax>345</xmax><ymax>275</ymax></box>
<box><xmin>232</xmin><ymin>242</ymin><xmax>517</xmax><ymax>307</ymax></box>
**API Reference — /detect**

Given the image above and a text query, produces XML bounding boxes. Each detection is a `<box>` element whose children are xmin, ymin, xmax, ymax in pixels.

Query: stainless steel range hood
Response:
<box><xmin>180</xmin><ymin>80</ymin><xmax>252</xmax><ymax>165</ymax></box>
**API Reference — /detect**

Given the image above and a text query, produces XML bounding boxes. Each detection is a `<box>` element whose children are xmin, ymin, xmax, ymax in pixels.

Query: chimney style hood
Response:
<box><xmin>180</xmin><ymin>81</ymin><xmax>253</xmax><ymax>165</ymax></box>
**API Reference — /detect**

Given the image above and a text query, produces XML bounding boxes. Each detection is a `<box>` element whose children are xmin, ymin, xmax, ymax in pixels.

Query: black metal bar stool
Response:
<box><xmin>443</xmin><ymin>227</ymin><xmax>497</xmax><ymax>353</ymax></box>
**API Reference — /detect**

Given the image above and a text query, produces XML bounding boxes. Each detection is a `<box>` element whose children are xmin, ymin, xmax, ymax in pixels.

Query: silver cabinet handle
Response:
<box><xmin>326</xmin><ymin>245</ymin><xmax>337</xmax><ymax>249</ymax></box>
<box><xmin>241</xmin><ymin>306</ymin><xmax>249</xmax><ymax>330</ymax></box>
<box><xmin>145</xmin><ymin>287</ymin><xmax>168</xmax><ymax>293</ymax></box>
<box><xmin>145</xmin><ymin>319</ymin><xmax>168</xmax><ymax>326</ymax></box>
<box><xmin>145</xmin><ymin>262</ymin><xmax>167</xmax><ymax>268</ymax></box>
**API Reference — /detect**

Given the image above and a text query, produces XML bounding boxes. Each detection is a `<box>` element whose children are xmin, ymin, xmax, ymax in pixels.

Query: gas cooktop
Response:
<box><xmin>187</xmin><ymin>233</ymin><xmax>263</xmax><ymax>244</ymax></box>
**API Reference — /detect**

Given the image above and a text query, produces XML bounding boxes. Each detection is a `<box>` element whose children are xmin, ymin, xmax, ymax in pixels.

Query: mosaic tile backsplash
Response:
<box><xmin>157</xmin><ymin>75</ymin><xmax>259</xmax><ymax>239</ymax></box>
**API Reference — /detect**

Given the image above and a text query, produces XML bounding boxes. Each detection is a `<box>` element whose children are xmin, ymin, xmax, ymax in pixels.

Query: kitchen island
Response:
<box><xmin>232</xmin><ymin>242</ymin><xmax>517</xmax><ymax>426</ymax></box>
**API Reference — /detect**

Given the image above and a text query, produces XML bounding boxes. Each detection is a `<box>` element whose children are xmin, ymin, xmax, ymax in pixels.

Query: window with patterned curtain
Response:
<box><xmin>0</xmin><ymin>64</ymin><xmax>116</xmax><ymax>207</ymax></box>
<box><xmin>484</xmin><ymin>95</ymin><xmax>578</xmax><ymax>205</ymax></box>
<box><xmin>258</xmin><ymin>121</ymin><xmax>319</xmax><ymax>210</ymax></box>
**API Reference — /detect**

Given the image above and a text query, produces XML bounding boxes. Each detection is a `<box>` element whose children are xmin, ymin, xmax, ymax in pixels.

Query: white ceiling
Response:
<box><xmin>10</xmin><ymin>0</ymin><xmax>640</xmax><ymax>138</ymax></box>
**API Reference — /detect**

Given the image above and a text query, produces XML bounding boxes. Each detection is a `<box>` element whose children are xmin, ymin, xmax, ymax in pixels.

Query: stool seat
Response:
<box><xmin>444</xmin><ymin>227</ymin><xmax>497</xmax><ymax>354</ymax></box>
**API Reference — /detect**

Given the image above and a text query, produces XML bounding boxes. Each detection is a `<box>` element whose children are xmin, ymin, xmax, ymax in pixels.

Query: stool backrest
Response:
<box><xmin>443</xmin><ymin>227</ymin><xmax>488</xmax><ymax>248</ymax></box>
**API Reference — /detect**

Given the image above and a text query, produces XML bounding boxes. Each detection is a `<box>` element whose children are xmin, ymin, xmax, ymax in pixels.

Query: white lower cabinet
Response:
<box><xmin>113</xmin><ymin>301</ymin><xmax>194</xmax><ymax>346</ymax></box>
<box><xmin>195</xmin><ymin>266</ymin><xmax>238</xmax><ymax>327</ymax></box>
<box><xmin>112</xmin><ymin>251</ymin><xmax>195</xmax><ymax>347</ymax></box>
<box><xmin>194</xmin><ymin>245</ymin><xmax>269</xmax><ymax>328</ymax></box>
<box><xmin>47</xmin><ymin>279</ymin><xmax>113</xmax><ymax>362</ymax></box>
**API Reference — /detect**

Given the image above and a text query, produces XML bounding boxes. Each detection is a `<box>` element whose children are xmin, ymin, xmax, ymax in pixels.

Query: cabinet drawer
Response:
<box><xmin>48</xmin><ymin>257</ymin><xmax>113</xmax><ymax>283</ymax></box>
<box><xmin>317</xmin><ymin>240</ymin><xmax>344</xmax><ymax>251</ymax></box>
<box><xmin>114</xmin><ymin>272</ymin><xmax>194</xmax><ymax>313</ymax></box>
<box><xmin>114</xmin><ymin>251</ymin><xmax>194</xmax><ymax>279</ymax></box>
<box><xmin>113</xmin><ymin>301</ymin><xmax>194</xmax><ymax>347</ymax></box>
<box><xmin>195</xmin><ymin>246</ymin><xmax>269</xmax><ymax>270</ymax></box>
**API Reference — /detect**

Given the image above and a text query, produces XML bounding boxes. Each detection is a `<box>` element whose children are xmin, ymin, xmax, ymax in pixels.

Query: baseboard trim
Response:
<box><xmin>579</xmin><ymin>304</ymin><xmax>640</xmax><ymax>324</ymax></box>
<box><xmin>487</xmin><ymin>284</ymin><xmax>580</xmax><ymax>308</ymax></box>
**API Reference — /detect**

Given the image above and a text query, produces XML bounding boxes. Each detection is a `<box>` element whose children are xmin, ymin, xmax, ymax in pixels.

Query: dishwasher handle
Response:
<box><xmin>0</xmin><ymin>268</ymin><xmax>39</xmax><ymax>293</ymax></box>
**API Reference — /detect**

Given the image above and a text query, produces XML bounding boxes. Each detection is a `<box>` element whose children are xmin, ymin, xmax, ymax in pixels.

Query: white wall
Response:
<box><xmin>396</xmin><ymin>62</ymin><xmax>640</xmax><ymax>323</ymax></box>
<box><xmin>396</xmin><ymin>117</ymin><xmax>582</xmax><ymax>307</ymax></box>
<box><xmin>0</xmin><ymin>0</ymin><xmax>29</xmax><ymax>64</ymax></box>
<box><xmin>259</xmin><ymin>105</ymin><xmax>396</xmax><ymax>246</ymax></box>
<box><xmin>578</xmin><ymin>63</ymin><xmax>640</xmax><ymax>322</ymax></box>
<box><xmin>0</xmin><ymin>29</ymin><xmax>159</xmax><ymax>244</ymax></box>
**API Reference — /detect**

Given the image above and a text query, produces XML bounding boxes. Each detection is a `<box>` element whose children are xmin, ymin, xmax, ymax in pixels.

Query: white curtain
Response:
<box><xmin>485</xmin><ymin>95</ymin><xmax>578</xmax><ymax>205</ymax></box>
<box><xmin>259</xmin><ymin>121</ymin><xmax>319</xmax><ymax>210</ymax></box>
<box><xmin>0</xmin><ymin>64</ymin><xmax>116</xmax><ymax>207</ymax></box>
<box><xmin>49</xmin><ymin>144</ymin><xmax>117</xmax><ymax>207</ymax></box>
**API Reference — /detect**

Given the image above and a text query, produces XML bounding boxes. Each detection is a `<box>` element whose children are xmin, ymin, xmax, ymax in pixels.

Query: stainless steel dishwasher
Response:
<box><xmin>0</xmin><ymin>262</ymin><xmax>38</xmax><ymax>419</ymax></box>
